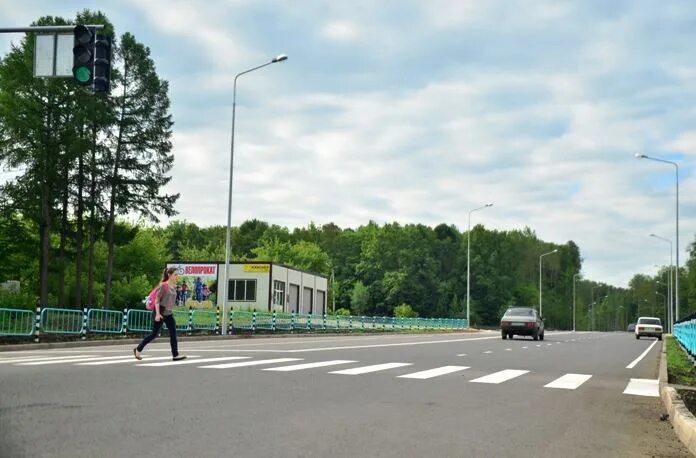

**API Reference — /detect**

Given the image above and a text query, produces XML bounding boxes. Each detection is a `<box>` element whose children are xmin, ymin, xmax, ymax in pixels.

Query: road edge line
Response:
<box><xmin>659</xmin><ymin>338</ymin><xmax>696</xmax><ymax>456</ymax></box>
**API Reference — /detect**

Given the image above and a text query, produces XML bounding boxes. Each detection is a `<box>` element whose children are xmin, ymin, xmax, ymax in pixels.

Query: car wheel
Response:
<box><xmin>635</xmin><ymin>335</ymin><xmax>639</xmax><ymax>340</ymax></box>
<box><xmin>540</xmin><ymin>333</ymin><xmax>544</xmax><ymax>341</ymax></box>
<box><xmin>502</xmin><ymin>332</ymin><xmax>507</xmax><ymax>340</ymax></box>
<box><xmin>508</xmin><ymin>333</ymin><xmax>514</xmax><ymax>340</ymax></box>
<box><xmin>533</xmin><ymin>331</ymin><xmax>539</xmax><ymax>341</ymax></box>
<box><xmin>658</xmin><ymin>336</ymin><xmax>663</xmax><ymax>341</ymax></box>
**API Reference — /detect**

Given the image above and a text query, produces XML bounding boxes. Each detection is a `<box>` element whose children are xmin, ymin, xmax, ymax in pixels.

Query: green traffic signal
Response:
<box><xmin>72</xmin><ymin>25</ymin><xmax>95</xmax><ymax>87</ymax></box>
<box><xmin>73</xmin><ymin>66</ymin><xmax>92</xmax><ymax>84</ymax></box>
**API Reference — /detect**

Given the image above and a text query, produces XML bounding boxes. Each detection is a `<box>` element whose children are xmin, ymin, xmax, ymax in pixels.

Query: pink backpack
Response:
<box><xmin>145</xmin><ymin>282</ymin><xmax>166</xmax><ymax>310</ymax></box>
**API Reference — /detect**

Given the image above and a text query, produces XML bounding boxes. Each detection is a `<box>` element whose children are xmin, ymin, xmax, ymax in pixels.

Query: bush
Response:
<box><xmin>394</xmin><ymin>303</ymin><xmax>418</xmax><ymax>318</ymax></box>
<box><xmin>335</xmin><ymin>308</ymin><xmax>351</xmax><ymax>316</ymax></box>
<box><xmin>110</xmin><ymin>274</ymin><xmax>152</xmax><ymax>309</ymax></box>
<box><xmin>0</xmin><ymin>289</ymin><xmax>36</xmax><ymax>311</ymax></box>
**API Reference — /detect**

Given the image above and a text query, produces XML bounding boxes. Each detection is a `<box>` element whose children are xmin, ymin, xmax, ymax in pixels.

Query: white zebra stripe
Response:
<box><xmin>329</xmin><ymin>363</ymin><xmax>412</xmax><ymax>375</ymax></box>
<box><xmin>470</xmin><ymin>369</ymin><xmax>529</xmax><ymax>384</ymax></box>
<box><xmin>398</xmin><ymin>366</ymin><xmax>469</xmax><ymax>379</ymax></box>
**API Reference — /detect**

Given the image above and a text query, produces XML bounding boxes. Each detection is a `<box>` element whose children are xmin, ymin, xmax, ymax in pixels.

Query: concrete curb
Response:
<box><xmin>0</xmin><ymin>329</ymin><xmax>480</xmax><ymax>352</ymax></box>
<box><xmin>660</xmin><ymin>340</ymin><xmax>696</xmax><ymax>456</ymax></box>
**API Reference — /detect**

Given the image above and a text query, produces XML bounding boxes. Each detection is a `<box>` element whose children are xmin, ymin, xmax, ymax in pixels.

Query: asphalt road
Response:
<box><xmin>0</xmin><ymin>331</ymin><xmax>690</xmax><ymax>458</ymax></box>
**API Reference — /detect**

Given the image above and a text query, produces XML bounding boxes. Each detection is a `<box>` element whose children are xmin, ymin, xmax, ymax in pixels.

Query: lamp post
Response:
<box><xmin>650</xmin><ymin>234</ymin><xmax>673</xmax><ymax>333</ymax></box>
<box><xmin>573</xmin><ymin>273</ymin><xmax>581</xmax><ymax>332</ymax></box>
<box><xmin>220</xmin><ymin>54</ymin><xmax>288</xmax><ymax>335</ymax></box>
<box><xmin>466</xmin><ymin>203</ymin><xmax>493</xmax><ymax>327</ymax></box>
<box><xmin>539</xmin><ymin>249</ymin><xmax>558</xmax><ymax>318</ymax></box>
<box><xmin>636</xmin><ymin>153</ymin><xmax>680</xmax><ymax>321</ymax></box>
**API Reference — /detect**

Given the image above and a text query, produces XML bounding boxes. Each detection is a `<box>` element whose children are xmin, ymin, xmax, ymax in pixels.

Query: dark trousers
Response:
<box><xmin>137</xmin><ymin>313</ymin><xmax>179</xmax><ymax>357</ymax></box>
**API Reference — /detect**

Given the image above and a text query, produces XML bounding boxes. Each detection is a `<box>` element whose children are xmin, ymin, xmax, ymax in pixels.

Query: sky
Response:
<box><xmin>1</xmin><ymin>0</ymin><xmax>696</xmax><ymax>287</ymax></box>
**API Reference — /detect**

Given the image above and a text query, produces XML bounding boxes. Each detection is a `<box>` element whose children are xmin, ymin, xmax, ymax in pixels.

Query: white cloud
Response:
<box><xmin>321</xmin><ymin>21</ymin><xmax>362</xmax><ymax>42</ymax></box>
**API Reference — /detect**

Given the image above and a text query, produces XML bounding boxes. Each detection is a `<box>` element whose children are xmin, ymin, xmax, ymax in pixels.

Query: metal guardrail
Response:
<box><xmin>0</xmin><ymin>308</ymin><xmax>35</xmax><ymax>336</ymax></box>
<box><xmin>0</xmin><ymin>306</ymin><xmax>468</xmax><ymax>339</ymax></box>
<box><xmin>40</xmin><ymin>308</ymin><xmax>84</xmax><ymax>334</ymax></box>
<box><xmin>191</xmin><ymin>310</ymin><xmax>217</xmax><ymax>331</ymax></box>
<box><xmin>87</xmin><ymin>309</ymin><xmax>123</xmax><ymax>334</ymax></box>
<box><xmin>674</xmin><ymin>321</ymin><xmax>696</xmax><ymax>358</ymax></box>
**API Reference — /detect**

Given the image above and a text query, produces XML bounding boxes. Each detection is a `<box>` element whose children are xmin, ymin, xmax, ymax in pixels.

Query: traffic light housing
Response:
<box><xmin>72</xmin><ymin>25</ymin><xmax>95</xmax><ymax>86</ymax></box>
<box><xmin>93</xmin><ymin>35</ymin><xmax>112</xmax><ymax>93</ymax></box>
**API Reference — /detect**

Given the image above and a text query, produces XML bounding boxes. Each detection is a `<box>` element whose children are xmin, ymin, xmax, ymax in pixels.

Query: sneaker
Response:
<box><xmin>172</xmin><ymin>355</ymin><xmax>187</xmax><ymax>361</ymax></box>
<box><xmin>133</xmin><ymin>348</ymin><xmax>142</xmax><ymax>360</ymax></box>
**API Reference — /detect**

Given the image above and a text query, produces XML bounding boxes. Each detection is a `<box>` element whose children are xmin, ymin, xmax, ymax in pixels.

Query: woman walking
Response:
<box><xmin>134</xmin><ymin>267</ymin><xmax>187</xmax><ymax>361</ymax></box>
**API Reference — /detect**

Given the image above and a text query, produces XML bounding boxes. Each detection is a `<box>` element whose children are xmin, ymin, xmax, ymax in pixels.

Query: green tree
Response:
<box><xmin>350</xmin><ymin>281</ymin><xmax>370</xmax><ymax>315</ymax></box>
<box><xmin>103</xmin><ymin>32</ymin><xmax>178</xmax><ymax>308</ymax></box>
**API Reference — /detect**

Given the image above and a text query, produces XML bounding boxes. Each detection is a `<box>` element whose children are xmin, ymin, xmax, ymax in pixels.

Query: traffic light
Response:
<box><xmin>72</xmin><ymin>25</ymin><xmax>95</xmax><ymax>86</ymax></box>
<box><xmin>93</xmin><ymin>35</ymin><xmax>112</xmax><ymax>93</ymax></box>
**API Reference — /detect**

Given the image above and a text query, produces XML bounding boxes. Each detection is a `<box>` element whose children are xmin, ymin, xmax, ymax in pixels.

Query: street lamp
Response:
<box><xmin>466</xmin><ymin>203</ymin><xmax>493</xmax><ymax>327</ymax></box>
<box><xmin>573</xmin><ymin>273</ymin><xmax>581</xmax><ymax>332</ymax></box>
<box><xmin>221</xmin><ymin>54</ymin><xmax>288</xmax><ymax>335</ymax></box>
<box><xmin>539</xmin><ymin>249</ymin><xmax>558</xmax><ymax>318</ymax></box>
<box><xmin>650</xmin><ymin>234</ymin><xmax>673</xmax><ymax>333</ymax></box>
<box><xmin>636</xmin><ymin>153</ymin><xmax>680</xmax><ymax>321</ymax></box>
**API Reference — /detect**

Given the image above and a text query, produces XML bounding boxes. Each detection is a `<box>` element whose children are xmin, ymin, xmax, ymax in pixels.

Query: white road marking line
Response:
<box><xmin>329</xmin><ymin>362</ymin><xmax>412</xmax><ymax>375</ymax></box>
<box><xmin>571</xmin><ymin>339</ymin><xmax>576</xmax><ymax>342</ymax></box>
<box><xmin>556</xmin><ymin>342</ymin><xmax>561</xmax><ymax>344</ymax></box>
<box><xmin>544</xmin><ymin>373</ymin><xmax>592</xmax><ymax>390</ymax></box>
<box><xmin>17</xmin><ymin>355</ymin><xmax>130</xmax><ymax>366</ymax></box>
<box><xmin>623</xmin><ymin>378</ymin><xmax>659</xmax><ymax>397</ymax></box>
<box><xmin>398</xmin><ymin>366</ymin><xmax>470</xmax><ymax>379</ymax></box>
<box><xmin>522</xmin><ymin>346</ymin><xmax>528</xmax><ymax>349</ymax></box>
<box><xmin>546</xmin><ymin>343</ymin><xmax>553</xmax><ymax>346</ymax></box>
<box><xmin>77</xmin><ymin>356</ymin><xmax>179</xmax><ymax>365</ymax></box>
<box><xmin>139</xmin><ymin>356</ymin><xmax>250</xmax><ymax>367</ymax></box>
<box><xmin>470</xmin><ymin>369</ymin><xmax>529</xmax><ymax>384</ymax></box>
<box><xmin>536</xmin><ymin>345</ymin><xmax>542</xmax><ymax>347</ymax></box>
<box><xmin>626</xmin><ymin>340</ymin><xmax>660</xmax><ymax>369</ymax></box>
<box><xmin>456</xmin><ymin>354</ymin><xmax>467</xmax><ymax>357</ymax></box>
<box><xmin>483</xmin><ymin>350</ymin><xmax>493</xmax><ymax>354</ymax></box>
<box><xmin>263</xmin><ymin>360</ymin><xmax>356</xmax><ymax>372</ymax></box>
<box><xmin>284</xmin><ymin>332</ymin><xmax>577</xmax><ymax>353</ymax></box>
<box><xmin>0</xmin><ymin>355</ymin><xmax>96</xmax><ymax>364</ymax></box>
<box><xmin>201</xmin><ymin>358</ymin><xmax>302</xmax><ymax>369</ymax></box>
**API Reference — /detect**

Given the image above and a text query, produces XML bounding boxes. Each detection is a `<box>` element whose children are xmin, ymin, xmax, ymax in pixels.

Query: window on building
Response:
<box><xmin>273</xmin><ymin>280</ymin><xmax>286</xmax><ymax>306</ymax></box>
<box><xmin>228</xmin><ymin>279</ymin><xmax>257</xmax><ymax>301</ymax></box>
<box><xmin>316</xmin><ymin>290</ymin><xmax>326</xmax><ymax>315</ymax></box>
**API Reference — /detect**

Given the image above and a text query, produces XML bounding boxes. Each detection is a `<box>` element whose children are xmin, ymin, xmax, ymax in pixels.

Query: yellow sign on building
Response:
<box><xmin>243</xmin><ymin>264</ymin><xmax>270</xmax><ymax>273</ymax></box>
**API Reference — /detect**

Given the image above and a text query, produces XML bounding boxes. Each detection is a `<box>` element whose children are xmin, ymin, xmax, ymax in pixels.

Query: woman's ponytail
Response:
<box><xmin>161</xmin><ymin>267</ymin><xmax>177</xmax><ymax>283</ymax></box>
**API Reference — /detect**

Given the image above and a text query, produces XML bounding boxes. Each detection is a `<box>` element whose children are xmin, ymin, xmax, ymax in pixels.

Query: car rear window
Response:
<box><xmin>638</xmin><ymin>318</ymin><xmax>661</xmax><ymax>326</ymax></box>
<box><xmin>504</xmin><ymin>308</ymin><xmax>534</xmax><ymax>317</ymax></box>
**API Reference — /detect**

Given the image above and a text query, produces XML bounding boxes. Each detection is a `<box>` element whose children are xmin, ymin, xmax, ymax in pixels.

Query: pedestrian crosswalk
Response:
<box><xmin>0</xmin><ymin>353</ymin><xmax>659</xmax><ymax>397</ymax></box>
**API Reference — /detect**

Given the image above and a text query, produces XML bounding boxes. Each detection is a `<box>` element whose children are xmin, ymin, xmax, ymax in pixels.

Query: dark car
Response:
<box><xmin>627</xmin><ymin>323</ymin><xmax>636</xmax><ymax>332</ymax></box>
<box><xmin>500</xmin><ymin>307</ymin><xmax>544</xmax><ymax>341</ymax></box>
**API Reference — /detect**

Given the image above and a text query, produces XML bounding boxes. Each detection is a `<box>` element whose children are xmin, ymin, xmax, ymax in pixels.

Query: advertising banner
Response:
<box><xmin>166</xmin><ymin>263</ymin><xmax>218</xmax><ymax>308</ymax></box>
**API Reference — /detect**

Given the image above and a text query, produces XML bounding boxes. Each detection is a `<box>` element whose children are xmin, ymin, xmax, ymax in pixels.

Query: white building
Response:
<box><xmin>166</xmin><ymin>261</ymin><xmax>328</xmax><ymax>314</ymax></box>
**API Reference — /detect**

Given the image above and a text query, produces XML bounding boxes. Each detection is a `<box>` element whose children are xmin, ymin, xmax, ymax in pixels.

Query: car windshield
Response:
<box><xmin>638</xmin><ymin>318</ymin><xmax>661</xmax><ymax>326</ymax></box>
<box><xmin>504</xmin><ymin>308</ymin><xmax>534</xmax><ymax>317</ymax></box>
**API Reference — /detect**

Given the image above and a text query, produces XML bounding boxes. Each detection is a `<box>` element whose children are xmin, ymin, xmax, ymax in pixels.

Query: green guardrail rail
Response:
<box><xmin>127</xmin><ymin>309</ymin><xmax>153</xmax><ymax>333</ymax></box>
<box><xmin>40</xmin><ymin>308</ymin><xmax>84</xmax><ymax>335</ymax></box>
<box><xmin>191</xmin><ymin>310</ymin><xmax>217</xmax><ymax>331</ymax></box>
<box><xmin>87</xmin><ymin>309</ymin><xmax>124</xmax><ymax>334</ymax></box>
<box><xmin>0</xmin><ymin>308</ymin><xmax>35</xmax><ymax>336</ymax></box>
<box><xmin>0</xmin><ymin>306</ymin><xmax>468</xmax><ymax>339</ymax></box>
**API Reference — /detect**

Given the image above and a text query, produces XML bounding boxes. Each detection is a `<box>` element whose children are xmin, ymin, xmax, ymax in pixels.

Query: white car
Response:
<box><xmin>635</xmin><ymin>316</ymin><xmax>663</xmax><ymax>340</ymax></box>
